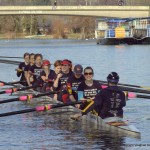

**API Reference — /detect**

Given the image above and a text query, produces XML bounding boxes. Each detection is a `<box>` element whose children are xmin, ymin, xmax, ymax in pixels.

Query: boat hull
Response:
<box><xmin>97</xmin><ymin>37</ymin><xmax>150</xmax><ymax>45</ymax></box>
<box><xmin>81</xmin><ymin>112</ymin><xmax>140</xmax><ymax>138</ymax></box>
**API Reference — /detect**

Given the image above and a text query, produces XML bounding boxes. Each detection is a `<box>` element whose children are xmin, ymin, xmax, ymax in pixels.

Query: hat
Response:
<box><xmin>42</xmin><ymin>60</ymin><xmax>51</xmax><ymax>66</ymax></box>
<box><xmin>107</xmin><ymin>72</ymin><xmax>119</xmax><ymax>84</ymax></box>
<box><xmin>61</xmin><ymin>60</ymin><xmax>71</xmax><ymax>65</ymax></box>
<box><xmin>74</xmin><ymin>64</ymin><xmax>83</xmax><ymax>74</ymax></box>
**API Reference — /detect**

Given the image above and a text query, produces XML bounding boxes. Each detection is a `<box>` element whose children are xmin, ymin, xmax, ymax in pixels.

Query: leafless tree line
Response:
<box><xmin>0</xmin><ymin>15</ymin><xmax>95</xmax><ymax>39</ymax></box>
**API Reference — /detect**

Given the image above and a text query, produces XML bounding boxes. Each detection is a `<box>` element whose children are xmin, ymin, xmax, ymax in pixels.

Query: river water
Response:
<box><xmin>0</xmin><ymin>39</ymin><xmax>150</xmax><ymax>150</ymax></box>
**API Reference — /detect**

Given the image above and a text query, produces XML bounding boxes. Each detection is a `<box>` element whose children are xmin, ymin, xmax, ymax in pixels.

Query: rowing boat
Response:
<box><xmin>81</xmin><ymin>112</ymin><xmax>140</xmax><ymax>138</ymax></box>
<box><xmin>11</xmin><ymin>86</ymin><xmax>141</xmax><ymax>139</ymax></box>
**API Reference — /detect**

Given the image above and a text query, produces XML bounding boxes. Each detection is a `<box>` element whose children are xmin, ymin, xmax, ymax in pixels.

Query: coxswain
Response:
<box><xmin>71</xmin><ymin>72</ymin><xmax>126</xmax><ymax>120</ymax></box>
<box><xmin>27</xmin><ymin>53</ymin><xmax>43</xmax><ymax>86</ymax></box>
<box><xmin>53</xmin><ymin>59</ymin><xmax>73</xmax><ymax>102</ymax></box>
<box><xmin>67</xmin><ymin>64</ymin><xmax>85</xmax><ymax>102</ymax></box>
<box><xmin>16</xmin><ymin>52</ymin><xmax>30</xmax><ymax>86</ymax></box>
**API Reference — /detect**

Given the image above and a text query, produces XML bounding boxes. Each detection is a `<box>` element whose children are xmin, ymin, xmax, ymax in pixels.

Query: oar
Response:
<box><xmin>0</xmin><ymin>91</ymin><xmax>58</xmax><ymax>104</ymax></box>
<box><xmin>0</xmin><ymin>59</ymin><xmax>21</xmax><ymax>65</ymax></box>
<box><xmin>0</xmin><ymin>101</ymin><xmax>82</xmax><ymax>117</ymax></box>
<box><xmin>0</xmin><ymin>85</ymin><xmax>41</xmax><ymax>95</ymax></box>
<box><xmin>101</xmin><ymin>84</ymin><xmax>150</xmax><ymax>94</ymax></box>
<box><xmin>125</xmin><ymin>92</ymin><xmax>150</xmax><ymax>99</ymax></box>
<box><xmin>0</xmin><ymin>56</ymin><xmax>22</xmax><ymax>59</ymax></box>
<box><xmin>98</xmin><ymin>80</ymin><xmax>150</xmax><ymax>90</ymax></box>
<box><xmin>0</xmin><ymin>80</ymin><xmax>25</xmax><ymax>87</ymax></box>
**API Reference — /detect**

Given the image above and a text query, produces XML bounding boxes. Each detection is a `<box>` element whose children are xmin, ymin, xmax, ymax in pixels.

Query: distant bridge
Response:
<box><xmin>0</xmin><ymin>6</ymin><xmax>150</xmax><ymax>18</ymax></box>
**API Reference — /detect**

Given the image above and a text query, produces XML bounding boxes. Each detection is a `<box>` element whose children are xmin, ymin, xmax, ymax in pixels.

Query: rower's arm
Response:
<box><xmin>26</xmin><ymin>71</ymin><xmax>32</xmax><ymax>86</ymax></box>
<box><xmin>53</xmin><ymin>73</ymin><xmax>62</xmax><ymax>89</ymax></box>
<box><xmin>16</xmin><ymin>63</ymin><xmax>22</xmax><ymax>77</ymax></box>
<box><xmin>53</xmin><ymin>77</ymin><xmax>59</xmax><ymax>89</ymax></box>
<box><xmin>24</xmin><ymin>71</ymin><xmax>28</xmax><ymax>79</ymax></box>
<box><xmin>41</xmin><ymin>76</ymin><xmax>47</xmax><ymax>82</ymax></box>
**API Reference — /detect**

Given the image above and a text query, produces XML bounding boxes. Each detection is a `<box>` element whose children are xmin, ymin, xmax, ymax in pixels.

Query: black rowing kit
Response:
<box><xmin>82</xmin><ymin>86</ymin><xmax>126</xmax><ymax>119</ymax></box>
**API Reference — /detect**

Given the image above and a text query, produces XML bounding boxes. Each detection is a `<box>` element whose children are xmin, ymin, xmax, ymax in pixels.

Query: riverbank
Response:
<box><xmin>0</xmin><ymin>33</ymin><xmax>94</xmax><ymax>40</ymax></box>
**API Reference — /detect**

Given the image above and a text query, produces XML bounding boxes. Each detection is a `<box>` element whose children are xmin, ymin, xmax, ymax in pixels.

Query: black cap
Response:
<box><xmin>74</xmin><ymin>64</ymin><xmax>83</xmax><ymax>74</ymax></box>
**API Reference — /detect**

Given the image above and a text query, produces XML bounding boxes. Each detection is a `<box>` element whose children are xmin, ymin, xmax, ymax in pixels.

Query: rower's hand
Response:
<box><xmin>28</xmin><ymin>83</ymin><xmax>32</xmax><ymax>86</ymax></box>
<box><xmin>57</xmin><ymin>73</ymin><xmax>62</xmax><ymax>79</ymax></box>
<box><xmin>15</xmin><ymin>68</ymin><xmax>22</xmax><ymax>72</ymax></box>
<box><xmin>75</xmin><ymin>104</ymin><xmax>80</xmax><ymax>109</ymax></box>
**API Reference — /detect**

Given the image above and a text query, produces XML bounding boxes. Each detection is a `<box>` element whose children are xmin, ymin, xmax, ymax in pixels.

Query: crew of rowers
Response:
<box><xmin>16</xmin><ymin>52</ymin><xmax>126</xmax><ymax>120</ymax></box>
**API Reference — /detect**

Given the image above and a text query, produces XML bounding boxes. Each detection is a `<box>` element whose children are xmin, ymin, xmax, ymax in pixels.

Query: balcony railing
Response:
<box><xmin>0</xmin><ymin>0</ymin><xmax>150</xmax><ymax>6</ymax></box>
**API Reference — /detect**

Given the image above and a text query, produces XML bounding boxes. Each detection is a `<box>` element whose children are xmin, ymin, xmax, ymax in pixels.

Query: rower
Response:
<box><xmin>53</xmin><ymin>59</ymin><xmax>73</xmax><ymax>102</ymax></box>
<box><xmin>38</xmin><ymin>60</ymin><xmax>55</xmax><ymax>92</ymax></box>
<box><xmin>67</xmin><ymin>64</ymin><xmax>85</xmax><ymax>102</ymax></box>
<box><xmin>53</xmin><ymin>60</ymin><xmax>62</xmax><ymax>76</ymax></box>
<box><xmin>77</xmin><ymin>66</ymin><xmax>102</xmax><ymax>110</ymax></box>
<box><xmin>27</xmin><ymin>53</ymin><xmax>43</xmax><ymax>86</ymax></box>
<box><xmin>71</xmin><ymin>72</ymin><xmax>126</xmax><ymax>120</ymax></box>
<box><xmin>24</xmin><ymin>53</ymin><xmax>35</xmax><ymax>81</ymax></box>
<box><xmin>16</xmin><ymin>52</ymin><xmax>30</xmax><ymax>86</ymax></box>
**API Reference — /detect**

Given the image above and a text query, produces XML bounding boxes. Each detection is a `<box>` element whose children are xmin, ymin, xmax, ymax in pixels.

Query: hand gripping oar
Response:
<box><xmin>0</xmin><ymin>85</ymin><xmax>41</xmax><ymax>95</ymax></box>
<box><xmin>0</xmin><ymin>91</ymin><xmax>58</xmax><ymax>104</ymax></box>
<box><xmin>98</xmin><ymin>80</ymin><xmax>150</xmax><ymax>90</ymax></box>
<box><xmin>101</xmin><ymin>84</ymin><xmax>150</xmax><ymax>94</ymax></box>
<box><xmin>0</xmin><ymin>80</ymin><xmax>25</xmax><ymax>87</ymax></box>
<box><xmin>0</xmin><ymin>101</ymin><xmax>82</xmax><ymax>117</ymax></box>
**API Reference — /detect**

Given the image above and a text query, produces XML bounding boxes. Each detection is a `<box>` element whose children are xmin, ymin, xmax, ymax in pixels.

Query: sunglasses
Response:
<box><xmin>84</xmin><ymin>72</ymin><xmax>93</xmax><ymax>75</ymax></box>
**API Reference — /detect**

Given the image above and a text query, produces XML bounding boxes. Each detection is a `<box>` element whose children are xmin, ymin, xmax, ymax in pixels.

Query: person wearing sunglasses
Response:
<box><xmin>16</xmin><ymin>52</ymin><xmax>30</xmax><ymax>86</ymax></box>
<box><xmin>67</xmin><ymin>64</ymin><xmax>85</xmax><ymax>102</ymax></box>
<box><xmin>53</xmin><ymin>59</ymin><xmax>73</xmax><ymax>102</ymax></box>
<box><xmin>76</xmin><ymin>66</ymin><xmax>102</xmax><ymax>110</ymax></box>
<box><xmin>71</xmin><ymin>72</ymin><xmax>126</xmax><ymax>120</ymax></box>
